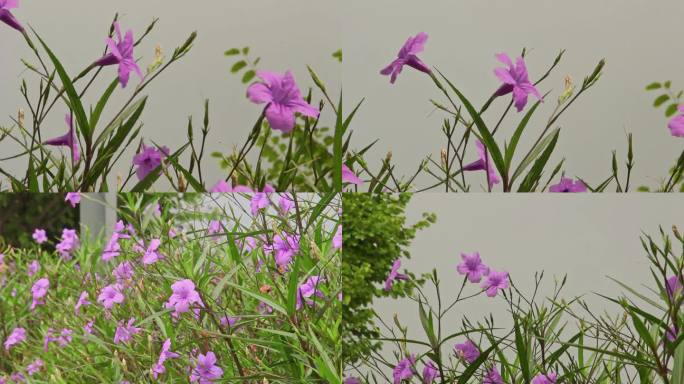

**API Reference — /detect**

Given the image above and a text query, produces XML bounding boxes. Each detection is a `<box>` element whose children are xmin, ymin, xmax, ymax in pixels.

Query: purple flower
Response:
<box><xmin>31</xmin><ymin>278</ymin><xmax>49</xmax><ymax>310</ymax></box>
<box><xmin>94</xmin><ymin>22</ymin><xmax>143</xmax><ymax>88</ymax></box>
<box><xmin>481</xmin><ymin>271</ymin><xmax>509</xmax><ymax>297</ymax></box>
<box><xmin>271</xmin><ymin>233</ymin><xmax>300</xmax><ymax>268</ymax></box>
<box><xmin>44</xmin><ymin>114</ymin><xmax>80</xmax><ymax>164</ymax></box>
<box><xmin>422</xmin><ymin>361</ymin><xmax>439</xmax><ymax>383</ymax></box>
<box><xmin>494</xmin><ymin>53</ymin><xmax>542</xmax><ymax>112</ymax></box>
<box><xmin>26</xmin><ymin>359</ymin><xmax>44</xmax><ymax>376</ymax></box>
<box><xmin>190</xmin><ymin>351</ymin><xmax>223</xmax><ymax>383</ymax></box>
<box><xmin>392</xmin><ymin>354</ymin><xmax>416</xmax><ymax>384</ymax></box>
<box><xmin>98</xmin><ymin>283</ymin><xmax>124</xmax><ymax>309</ymax></box>
<box><xmin>250</xmin><ymin>188</ymin><xmax>275</xmax><ymax>215</ymax></box>
<box><xmin>75</xmin><ymin>291</ymin><xmax>90</xmax><ymax>314</ymax></box>
<box><xmin>220</xmin><ymin>316</ymin><xmax>239</xmax><ymax>328</ymax></box>
<box><xmin>141</xmin><ymin>238</ymin><xmax>163</xmax><ymax>265</ymax></box>
<box><xmin>344</xmin><ymin>378</ymin><xmax>361</xmax><ymax>384</ymax></box>
<box><xmin>83</xmin><ymin>321</ymin><xmax>94</xmax><ymax>335</ymax></box>
<box><xmin>456</xmin><ymin>252</ymin><xmax>490</xmax><ymax>283</ymax></box>
<box><xmin>133</xmin><ymin>144</ymin><xmax>169</xmax><ymax>181</ymax></box>
<box><xmin>153</xmin><ymin>338</ymin><xmax>180</xmax><ymax>379</ymax></box>
<box><xmin>32</xmin><ymin>229</ymin><xmax>47</xmax><ymax>244</ymax></box>
<box><xmin>532</xmin><ymin>373</ymin><xmax>558</xmax><ymax>384</ymax></box>
<box><xmin>380</xmin><ymin>32</ymin><xmax>430</xmax><ymax>84</ymax></box>
<box><xmin>0</xmin><ymin>0</ymin><xmax>23</xmax><ymax>32</ymax></box>
<box><xmin>384</xmin><ymin>259</ymin><xmax>409</xmax><ymax>291</ymax></box>
<box><xmin>278</xmin><ymin>193</ymin><xmax>295</xmax><ymax>214</ymax></box>
<box><xmin>65</xmin><ymin>192</ymin><xmax>81</xmax><ymax>207</ymax></box>
<box><xmin>463</xmin><ymin>140</ymin><xmax>501</xmax><ymax>189</ymax></box>
<box><xmin>3</xmin><ymin>327</ymin><xmax>26</xmax><ymax>351</ymax></box>
<box><xmin>454</xmin><ymin>340</ymin><xmax>480</xmax><ymax>363</ymax></box>
<box><xmin>247</xmin><ymin>70</ymin><xmax>320</xmax><ymax>133</ymax></box>
<box><xmin>101</xmin><ymin>232</ymin><xmax>121</xmax><ymax>262</ymax></box>
<box><xmin>209</xmin><ymin>180</ymin><xmax>252</xmax><ymax>193</ymax></box>
<box><xmin>113</xmin><ymin>261</ymin><xmax>134</xmax><ymax>283</ymax></box>
<box><xmin>165</xmin><ymin>279</ymin><xmax>203</xmax><ymax>316</ymax></box>
<box><xmin>668</xmin><ymin>105</ymin><xmax>684</xmax><ymax>137</ymax></box>
<box><xmin>666</xmin><ymin>274</ymin><xmax>684</xmax><ymax>298</ymax></box>
<box><xmin>113</xmin><ymin>317</ymin><xmax>141</xmax><ymax>344</ymax></box>
<box><xmin>57</xmin><ymin>328</ymin><xmax>73</xmax><ymax>347</ymax></box>
<box><xmin>56</xmin><ymin>228</ymin><xmax>79</xmax><ymax>260</ymax></box>
<box><xmin>666</xmin><ymin>325</ymin><xmax>678</xmax><ymax>342</ymax></box>
<box><xmin>297</xmin><ymin>275</ymin><xmax>325</xmax><ymax>310</ymax></box>
<box><xmin>258</xmin><ymin>301</ymin><xmax>273</xmax><ymax>315</ymax></box>
<box><xmin>484</xmin><ymin>367</ymin><xmax>504</xmax><ymax>384</ymax></box>
<box><xmin>549</xmin><ymin>177</ymin><xmax>587</xmax><ymax>193</ymax></box>
<box><xmin>333</xmin><ymin>225</ymin><xmax>342</xmax><ymax>249</ymax></box>
<box><xmin>43</xmin><ymin>328</ymin><xmax>55</xmax><ymax>351</ymax></box>
<box><xmin>342</xmin><ymin>164</ymin><xmax>363</xmax><ymax>185</ymax></box>
<box><xmin>27</xmin><ymin>260</ymin><xmax>39</xmax><ymax>277</ymax></box>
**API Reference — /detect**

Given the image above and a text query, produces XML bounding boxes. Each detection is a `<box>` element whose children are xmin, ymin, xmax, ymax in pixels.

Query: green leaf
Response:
<box><xmin>518</xmin><ymin>128</ymin><xmax>560</xmax><ymax>192</ymax></box>
<box><xmin>629</xmin><ymin>312</ymin><xmax>656</xmax><ymax>351</ymax></box>
<box><xmin>505</xmin><ymin>99</ymin><xmax>542</xmax><ymax>171</ymax></box>
<box><xmin>666</xmin><ymin>103</ymin><xmax>679</xmax><ymax>117</ymax></box>
<box><xmin>89</xmin><ymin>78</ymin><xmax>118</xmax><ymax>131</ymax></box>
<box><xmin>230</xmin><ymin>60</ymin><xmax>247</xmax><ymax>73</ymax></box>
<box><xmin>511</xmin><ymin>128</ymin><xmax>560</xmax><ymax>184</ymax></box>
<box><xmin>513</xmin><ymin>316</ymin><xmax>531</xmax><ymax>382</ymax></box>
<box><xmin>224</xmin><ymin>48</ymin><xmax>240</xmax><ymax>56</ymax></box>
<box><xmin>436</xmin><ymin>70</ymin><xmax>506</xmax><ymax>183</ymax></box>
<box><xmin>654</xmin><ymin>94</ymin><xmax>670</xmax><ymax>107</ymax></box>
<box><xmin>241</xmin><ymin>70</ymin><xmax>256</xmax><ymax>84</ymax></box>
<box><xmin>645</xmin><ymin>82</ymin><xmax>661</xmax><ymax>90</ymax></box>
<box><xmin>35</xmin><ymin>31</ymin><xmax>91</xmax><ymax>142</ymax></box>
<box><xmin>333</xmin><ymin>92</ymin><xmax>344</xmax><ymax>190</ymax></box>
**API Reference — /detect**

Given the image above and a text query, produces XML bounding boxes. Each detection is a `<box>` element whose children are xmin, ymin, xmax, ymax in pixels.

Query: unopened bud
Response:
<box><xmin>147</xmin><ymin>44</ymin><xmax>164</xmax><ymax>73</ymax></box>
<box><xmin>673</xmin><ymin>225</ymin><xmax>682</xmax><ymax>241</ymax></box>
<box><xmin>558</xmin><ymin>75</ymin><xmax>575</xmax><ymax>104</ymax></box>
<box><xmin>385</xmin><ymin>151</ymin><xmax>393</xmax><ymax>163</ymax></box>
<box><xmin>440</xmin><ymin>148</ymin><xmax>448</xmax><ymax>166</ymax></box>
<box><xmin>178</xmin><ymin>174</ymin><xmax>186</xmax><ymax>192</ymax></box>
<box><xmin>18</xmin><ymin>109</ymin><xmax>25</xmax><ymax>127</ymax></box>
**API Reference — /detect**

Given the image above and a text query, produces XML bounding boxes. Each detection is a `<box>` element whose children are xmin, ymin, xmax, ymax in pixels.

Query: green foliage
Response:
<box><xmin>0</xmin><ymin>193</ymin><xmax>78</xmax><ymax>250</ymax></box>
<box><xmin>646</xmin><ymin>80</ymin><xmax>682</xmax><ymax>118</ymax></box>
<box><xmin>341</xmin><ymin>193</ymin><xmax>435</xmax><ymax>364</ymax></box>
<box><xmin>0</xmin><ymin>193</ymin><xmax>341</xmax><ymax>382</ymax></box>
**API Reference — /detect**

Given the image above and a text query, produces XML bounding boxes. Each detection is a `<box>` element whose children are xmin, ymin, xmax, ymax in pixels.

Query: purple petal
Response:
<box><xmin>265</xmin><ymin>104</ymin><xmax>296</xmax><ymax>133</ymax></box>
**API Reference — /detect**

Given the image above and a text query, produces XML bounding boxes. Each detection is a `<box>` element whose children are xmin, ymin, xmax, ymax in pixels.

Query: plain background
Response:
<box><xmin>0</xmin><ymin>0</ymin><xmax>340</xmax><ymax>189</ymax></box>
<box><xmin>343</xmin><ymin>0</ymin><xmax>684</xmax><ymax>191</ymax></box>
<box><xmin>369</xmin><ymin>194</ymin><xmax>683</xmax><ymax>373</ymax></box>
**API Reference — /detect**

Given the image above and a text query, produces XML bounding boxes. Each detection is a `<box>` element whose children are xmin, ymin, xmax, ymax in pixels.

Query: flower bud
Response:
<box><xmin>18</xmin><ymin>109</ymin><xmax>25</xmax><ymax>127</ymax></box>
<box><xmin>558</xmin><ymin>75</ymin><xmax>574</xmax><ymax>104</ymax></box>
<box><xmin>440</xmin><ymin>148</ymin><xmax>448</xmax><ymax>167</ymax></box>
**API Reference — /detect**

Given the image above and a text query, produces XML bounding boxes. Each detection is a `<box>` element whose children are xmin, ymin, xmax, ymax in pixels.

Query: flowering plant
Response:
<box><xmin>344</xmin><ymin>32</ymin><xmax>684</xmax><ymax>193</ymax></box>
<box><xmin>0</xmin><ymin>5</ymin><xmax>351</xmax><ymax>192</ymax></box>
<box><xmin>0</xmin><ymin>192</ymin><xmax>342</xmax><ymax>382</ymax></box>
<box><xmin>345</xmin><ymin>226</ymin><xmax>684</xmax><ymax>383</ymax></box>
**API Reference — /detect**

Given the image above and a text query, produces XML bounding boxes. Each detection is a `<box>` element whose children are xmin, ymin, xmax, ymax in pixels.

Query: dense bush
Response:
<box><xmin>0</xmin><ymin>192</ymin><xmax>341</xmax><ymax>382</ymax></box>
<box><xmin>342</xmin><ymin>193</ymin><xmax>435</xmax><ymax>366</ymax></box>
<box><xmin>0</xmin><ymin>194</ymin><xmax>78</xmax><ymax>250</ymax></box>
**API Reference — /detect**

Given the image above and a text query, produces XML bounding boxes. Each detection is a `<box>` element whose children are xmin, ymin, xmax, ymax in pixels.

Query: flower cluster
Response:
<box><xmin>0</xmin><ymin>193</ymin><xmax>341</xmax><ymax>382</ymax></box>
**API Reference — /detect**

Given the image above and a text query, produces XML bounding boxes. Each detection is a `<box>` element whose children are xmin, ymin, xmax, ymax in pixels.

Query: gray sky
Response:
<box><xmin>343</xmin><ymin>0</ymin><xmax>684</xmax><ymax>191</ymax></box>
<box><xmin>0</xmin><ymin>0</ymin><xmax>340</xmax><ymax>189</ymax></box>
